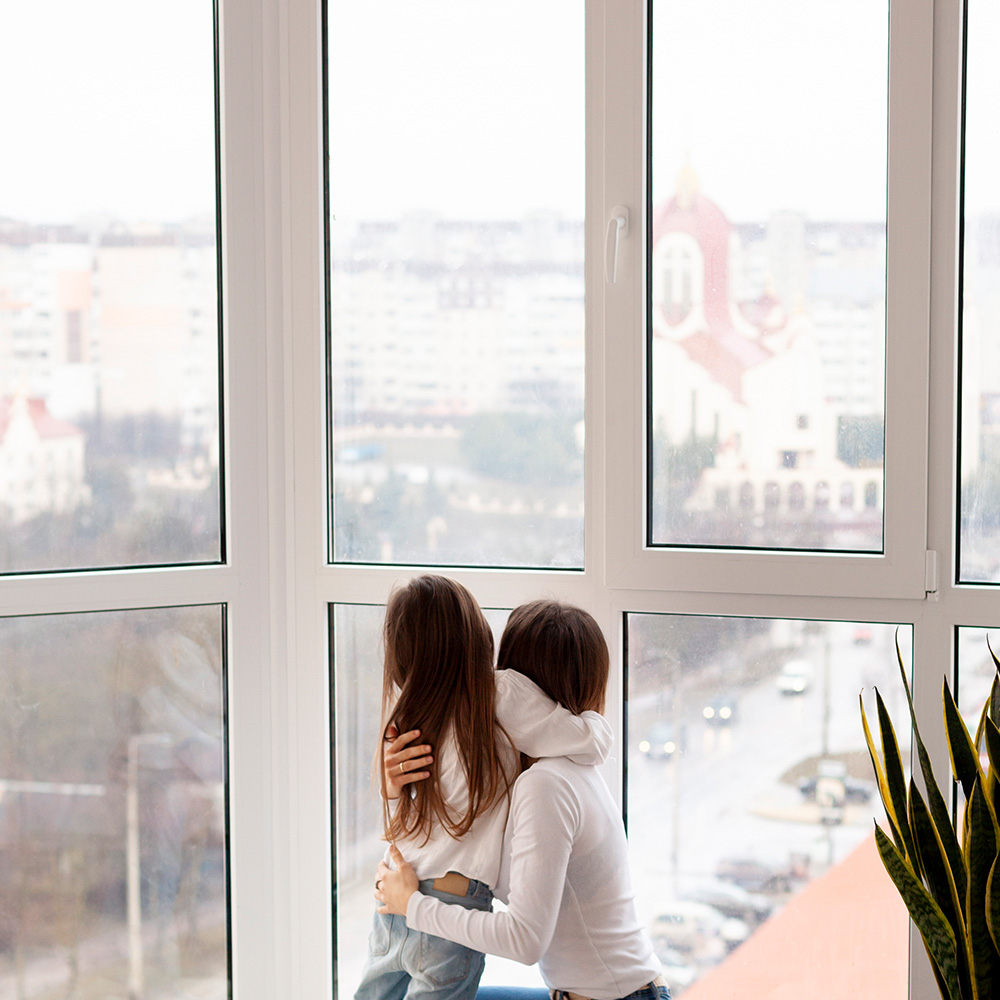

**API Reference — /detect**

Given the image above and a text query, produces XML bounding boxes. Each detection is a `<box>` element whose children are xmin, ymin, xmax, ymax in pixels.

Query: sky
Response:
<box><xmin>1</xmin><ymin>1</ymin><xmax>998</xmax><ymax>227</ymax></box>
<box><xmin>0</xmin><ymin>0</ymin><xmax>215</xmax><ymax>225</ymax></box>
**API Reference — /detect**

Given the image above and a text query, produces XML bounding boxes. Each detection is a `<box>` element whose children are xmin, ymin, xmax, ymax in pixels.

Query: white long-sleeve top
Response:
<box><xmin>405</xmin><ymin>757</ymin><xmax>662</xmax><ymax>999</ymax></box>
<box><xmin>388</xmin><ymin>669</ymin><xmax>612</xmax><ymax>889</ymax></box>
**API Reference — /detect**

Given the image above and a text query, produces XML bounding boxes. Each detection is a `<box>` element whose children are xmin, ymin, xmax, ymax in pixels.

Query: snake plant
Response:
<box><xmin>860</xmin><ymin>642</ymin><xmax>1000</xmax><ymax>1000</ymax></box>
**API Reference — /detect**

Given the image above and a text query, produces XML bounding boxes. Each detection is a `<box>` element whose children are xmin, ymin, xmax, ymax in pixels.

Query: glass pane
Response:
<box><xmin>0</xmin><ymin>1</ymin><xmax>221</xmax><ymax>573</ymax></box>
<box><xmin>958</xmin><ymin>626</ymin><xmax>999</xmax><ymax>737</ymax></box>
<box><xmin>0</xmin><ymin>605</ymin><xmax>228</xmax><ymax>998</ymax></box>
<box><xmin>648</xmin><ymin>0</ymin><xmax>888</xmax><ymax>552</ymax></box>
<box><xmin>960</xmin><ymin>2</ymin><xmax>1000</xmax><ymax>583</ymax></box>
<box><xmin>627</xmin><ymin>614</ymin><xmax>908</xmax><ymax>996</ymax></box>
<box><xmin>327</xmin><ymin>1</ymin><xmax>584</xmax><ymax>568</ymax></box>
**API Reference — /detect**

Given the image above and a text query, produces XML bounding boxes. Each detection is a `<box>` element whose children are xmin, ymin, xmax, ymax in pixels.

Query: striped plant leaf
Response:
<box><xmin>965</xmin><ymin>780</ymin><xmax>1000</xmax><ymax>999</ymax></box>
<box><xmin>909</xmin><ymin>780</ymin><xmax>973</xmax><ymax>999</ymax></box>
<box><xmin>987</xmin><ymin>859</ymin><xmax>1000</xmax><ymax>954</ymax></box>
<box><xmin>877</xmin><ymin>688</ymin><xmax>916</xmax><ymax>861</ymax></box>
<box><xmin>986</xmin><ymin>857</ymin><xmax>1000</xmax><ymax>950</ymax></box>
<box><xmin>875</xmin><ymin>825</ymin><xmax>963</xmax><ymax>1000</ymax></box>
<box><xmin>985</xmin><ymin>715</ymin><xmax>1000</xmax><ymax>811</ymax></box>
<box><xmin>894</xmin><ymin>644</ymin><xmax>968</xmax><ymax>901</ymax></box>
<box><xmin>862</xmin><ymin>693</ymin><xmax>908</xmax><ymax>855</ymax></box>
<box><xmin>945</xmin><ymin>677</ymin><xmax>985</xmax><ymax>805</ymax></box>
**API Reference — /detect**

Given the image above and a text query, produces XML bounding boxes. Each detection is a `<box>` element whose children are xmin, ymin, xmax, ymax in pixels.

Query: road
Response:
<box><xmin>625</xmin><ymin>620</ymin><xmax>903</xmax><ymax>952</ymax></box>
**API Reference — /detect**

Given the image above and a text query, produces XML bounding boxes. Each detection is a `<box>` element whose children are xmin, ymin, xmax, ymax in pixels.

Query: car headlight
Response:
<box><xmin>664</xmin><ymin>741</ymin><xmax>676</xmax><ymax>754</ymax></box>
<box><xmin>719</xmin><ymin>706</ymin><xmax>732</xmax><ymax>719</ymax></box>
<box><xmin>703</xmin><ymin>706</ymin><xmax>714</xmax><ymax>719</ymax></box>
<box><xmin>639</xmin><ymin>739</ymin><xmax>651</xmax><ymax>753</ymax></box>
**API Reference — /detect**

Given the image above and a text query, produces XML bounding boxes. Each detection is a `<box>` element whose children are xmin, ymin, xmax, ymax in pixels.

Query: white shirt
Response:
<box><xmin>406</xmin><ymin>757</ymin><xmax>662</xmax><ymax>999</ymax></box>
<box><xmin>389</xmin><ymin>669</ymin><xmax>612</xmax><ymax>888</ymax></box>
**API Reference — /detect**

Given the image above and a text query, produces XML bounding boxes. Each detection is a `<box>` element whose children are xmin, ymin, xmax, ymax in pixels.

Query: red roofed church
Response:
<box><xmin>650</xmin><ymin>169</ymin><xmax>879</xmax><ymax>522</ymax></box>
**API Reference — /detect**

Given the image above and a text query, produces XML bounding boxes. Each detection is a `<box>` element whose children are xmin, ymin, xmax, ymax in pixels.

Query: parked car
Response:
<box><xmin>776</xmin><ymin>658</ymin><xmax>814</xmax><ymax>695</ymax></box>
<box><xmin>637</xmin><ymin>721</ymin><xmax>685</xmax><ymax>759</ymax></box>
<box><xmin>651</xmin><ymin>946</ymin><xmax>697</xmax><ymax>994</ymax></box>
<box><xmin>680</xmin><ymin>879</ymin><xmax>773</xmax><ymax>925</ymax></box>
<box><xmin>715</xmin><ymin>855</ymin><xmax>809</xmax><ymax>894</ymax></box>
<box><xmin>649</xmin><ymin>901</ymin><xmax>749</xmax><ymax>957</ymax></box>
<box><xmin>798</xmin><ymin>759</ymin><xmax>874</xmax><ymax>804</ymax></box>
<box><xmin>702</xmin><ymin>692</ymin><xmax>738</xmax><ymax>725</ymax></box>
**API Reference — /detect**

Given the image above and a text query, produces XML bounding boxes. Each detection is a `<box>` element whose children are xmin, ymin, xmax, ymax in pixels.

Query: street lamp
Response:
<box><xmin>126</xmin><ymin>733</ymin><xmax>172</xmax><ymax>1000</ymax></box>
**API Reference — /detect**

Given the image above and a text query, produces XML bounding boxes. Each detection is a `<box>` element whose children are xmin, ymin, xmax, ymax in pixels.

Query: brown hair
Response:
<box><xmin>380</xmin><ymin>575</ymin><xmax>513</xmax><ymax>845</ymax></box>
<box><xmin>497</xmin><ymin>600</ymin><xmax>609</xmax><ymax>716</ymax></box>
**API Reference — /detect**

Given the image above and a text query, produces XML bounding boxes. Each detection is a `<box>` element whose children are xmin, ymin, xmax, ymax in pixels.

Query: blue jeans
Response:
<box><xmin>354</xmin><ymin>877</ymin><xmax>493</xmax><ymax>1000</ymax></box>
<box><xmin>477</xmin><ymin>983</ymin><xmax>671</xmax><ymax>1000</ymax></box>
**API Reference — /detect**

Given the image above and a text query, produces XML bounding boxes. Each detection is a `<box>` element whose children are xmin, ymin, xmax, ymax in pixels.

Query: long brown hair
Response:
<box><xmin>380</xmin><ymin>575</ymin><xmax>513</xmax><ymax>845</ymax></box>
<box><xmin>497</xmin><ymin>600</ymin><xmax>609</xmax><ymax>715</ymax></box>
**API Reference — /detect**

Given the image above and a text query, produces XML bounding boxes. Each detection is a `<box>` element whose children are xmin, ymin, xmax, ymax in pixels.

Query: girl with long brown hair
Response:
<box><xmin>354</xmin><ymin>577</ymin><xmax>612</xmax><ymax>1000</ymax></box>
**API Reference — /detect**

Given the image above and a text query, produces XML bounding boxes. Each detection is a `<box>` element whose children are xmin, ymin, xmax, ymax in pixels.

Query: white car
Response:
<box><xmin>650</xmin><ymin>901</ymin><xmax>750</xmax><ymax>958</ymax></box>
<box><xmin>776</xmin><ymin>658</ymin><xmax>814</xmax><ymax>695</ymax></box>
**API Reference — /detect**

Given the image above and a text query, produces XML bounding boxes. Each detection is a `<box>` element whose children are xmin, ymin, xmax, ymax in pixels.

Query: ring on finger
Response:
<box><xmin>375</xmin><ymin>879</ymin><xmax>382</xmax><ymax>890</ymax></box>
<box><xmin>398</xmin><ymin>762</ymin><xmax>405</xmax><ymax>774</ymax></box>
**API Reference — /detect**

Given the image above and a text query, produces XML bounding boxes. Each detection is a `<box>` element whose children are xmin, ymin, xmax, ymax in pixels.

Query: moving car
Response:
<box><xmin>702</xmin><ymin>692</ymin><xmax>738</xmax><ymax>725</ymax></box>
<box><xmin>637</xmin><ymin>720</ymin><xmax>685</xmax><ymax>759</ymax></box>
<box><xmin>776</xmin><ymin>658</ymin><xmax>814</xmax><ymax>695</ymax></box>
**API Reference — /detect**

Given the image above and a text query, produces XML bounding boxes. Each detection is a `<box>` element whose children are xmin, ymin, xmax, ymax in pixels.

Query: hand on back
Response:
<box><xmin>383</xmin><ymin>725</ymin><xmax>434</xmax><ymax>798</ymax></box>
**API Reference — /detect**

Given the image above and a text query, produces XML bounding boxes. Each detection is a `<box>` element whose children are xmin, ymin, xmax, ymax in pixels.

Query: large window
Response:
<box><xmin>0</xmin><ymin>607</ymin><xmax>228</xmax><ymax>999</ymax></box>
<box><xmin>3</xmin><ymin>2</ymin><xmax>995</xmax><ymax>1000</ymax></box>
<box><xmin>648</xmin><ymin>0</ymin><xmax>889</xmax><ymax>554</ymax></box>
<box><xmin>327</xmin><ymin>0</ymin><xmax>585</xmax><ymax>569</ymax></box>
<box><xmin>0</xmin><ymin>0</ymin><xmax>222</xmax><ymax>573</ymax></box>
<box><xmin>0</xmin><ymin>3</ymin><xmax>234</xmax><ymax>998</ymax></box>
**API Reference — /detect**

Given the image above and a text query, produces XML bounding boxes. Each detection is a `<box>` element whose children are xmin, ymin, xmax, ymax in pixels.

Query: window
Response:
<box><xmin>2</xmin><ymin>2</ymin><xmax>993</xmax><ymax>1000</ymax></box>
<box><xmin>0</xmin><ymin>2</ymin><xmax>233</xmax><ymax>996</ymax></box>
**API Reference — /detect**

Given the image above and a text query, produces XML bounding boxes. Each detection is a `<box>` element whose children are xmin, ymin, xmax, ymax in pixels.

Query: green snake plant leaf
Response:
<box><xmin>877</xmin><ymin>688</ymin><xmax>916</xmax><ymax>861</ymax></box>
<box><xmin>909</xmin><ymin>780</ymin><xmax>973</xmax><ymax>999</ymax></box>
<box><xmin>987</xmin><ymin>858</ymin><xmax>1000</xmax><ymax>954</ymax></box>
<box><xmin>894</xmin><ymin>642</ymin><xmax>968</xmax><ymax>902</ymax></box>
<box><xmin>985</xmin><ymin>714</ymin><xmax>1000</xmax><ymax>811</ymax></box>
<box><xmin>862</xmin><ymin>692</ymin><xmax>908</xmax><ymax>855</ymax></box>
<box><xmin>875</xmin><ymin>824</ymin><xmax>963</xmax><ymax>1000</ymax></box>
<box><xmin>965</xmin><ymin>779</ymin><xmax>1000</xmax><ymax>998</ymax></box>
<box><xmin>944</xmin><ymin>677</ymin><xmax>986</xmax><ymax>807</ymax></box>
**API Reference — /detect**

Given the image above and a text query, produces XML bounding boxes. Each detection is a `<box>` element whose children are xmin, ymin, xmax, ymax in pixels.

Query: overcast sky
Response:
<box><xmin>0</xmin><ymin>0</ymin><xmax>214</xmax><ymax>225</ymax></box>
<box><xmin>1</xmin><ymin>1</ymin><xmax>997</xmax><ymax>226</ymax></box>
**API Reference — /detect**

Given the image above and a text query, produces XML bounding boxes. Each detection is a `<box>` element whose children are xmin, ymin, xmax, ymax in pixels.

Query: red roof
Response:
<box><xmin>681</xmin><ymin>834</ymin><xmax>909</xmax><ymax>1000</ymax></box>
<box><xmin>678</xmin><ymin>329</ymin><xmax>772</xmax><ymax>400</ymax></box>
<box><xmin>651</xmin><ymin>186</ymin><xmax>776</xmax><ymax>401</ymax></box>
<box><xmin>652</xmin><ymin>191</ymin><xmax>733</xmax><ymax>330</ymax></box>
<box><xmin>0</xmin><ymin>397</ymin><xmax>84</xmax><ymax>440</ymax></box>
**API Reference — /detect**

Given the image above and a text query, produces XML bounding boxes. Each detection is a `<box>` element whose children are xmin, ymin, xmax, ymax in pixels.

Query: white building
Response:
<box><xmin>0</xmin><ymin>394</ymin><xmax>89</xmax><ymax>524</ymax></box>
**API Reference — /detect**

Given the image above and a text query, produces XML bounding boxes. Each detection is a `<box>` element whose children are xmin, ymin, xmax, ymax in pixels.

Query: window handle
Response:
<box><xmin>605</xmin><ymin>206</ymin><xmax>630</xmax><ymax>283</ymax></box>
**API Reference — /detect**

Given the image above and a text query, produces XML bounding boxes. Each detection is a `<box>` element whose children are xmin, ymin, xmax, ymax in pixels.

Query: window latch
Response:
<box><xmin>605</xmin><ymin>206</ymin><xmax>630</xmax><ymax>283</ymax></box>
